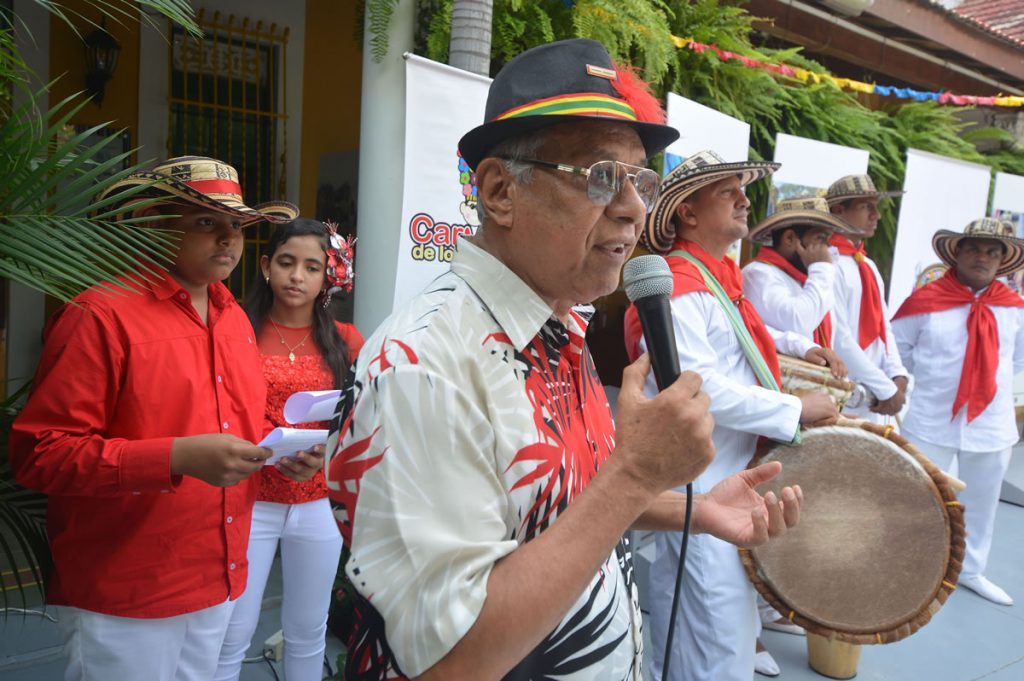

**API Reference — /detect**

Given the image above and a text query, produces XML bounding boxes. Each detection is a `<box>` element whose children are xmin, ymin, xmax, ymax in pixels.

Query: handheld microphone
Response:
<box><xmin>624</xmin><ymin>255</ymin><xmax>680</xmax><ymax>391</ymax></box>
<box><xmin>623</xmin><ymin>254</ymin><xmax>691</xmax><ymax>680</ymax></box>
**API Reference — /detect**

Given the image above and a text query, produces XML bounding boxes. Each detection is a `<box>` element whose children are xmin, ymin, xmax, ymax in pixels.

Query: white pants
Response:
<box><xmin>908</xmin><ymin>438</ymin><xmax>1013</xmax><ymax>580</ymax></box>
<box><xmin>59</xmin><ymin>599</ymin><xmax>232</xmax><ymax>681</ymax></box>
<box><xmin>215</xmin><ymin>498</ymin><xmax>342</xmax><ymax>681</ymax></box>
<box><xmin>647</xmin><ymin>530</ymin><xmax>757</xmax><ymax>681</ymax></box>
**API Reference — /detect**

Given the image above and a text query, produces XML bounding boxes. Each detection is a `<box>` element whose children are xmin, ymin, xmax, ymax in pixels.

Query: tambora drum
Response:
<box><xmin>740</xmin><ymin>419</ymin><xmax>965</xmax><ymax>678</ymax></box>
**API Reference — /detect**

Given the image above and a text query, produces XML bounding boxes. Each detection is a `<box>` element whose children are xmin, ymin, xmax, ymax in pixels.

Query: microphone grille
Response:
<box><xmin>623</xmin><ymin>255</ymin><xmax>673</xmax><ymax>302</ymax></box>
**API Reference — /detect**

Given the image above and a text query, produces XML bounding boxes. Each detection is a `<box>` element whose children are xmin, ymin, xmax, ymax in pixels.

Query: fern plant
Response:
<box><xmin>410</xmin><ymin>0</ymin><xmax>1024</xmax><ymax>281</ymax></box>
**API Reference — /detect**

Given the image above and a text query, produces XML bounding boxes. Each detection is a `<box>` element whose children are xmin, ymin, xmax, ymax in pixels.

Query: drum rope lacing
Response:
<box><xmin>742</xmin><ymin>420</ymin><xmax>966</xmax><ymax>647</ymax></box>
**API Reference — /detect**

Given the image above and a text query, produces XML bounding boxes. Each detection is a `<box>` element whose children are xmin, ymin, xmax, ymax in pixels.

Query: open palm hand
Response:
<box><xmin>696</xmin><ymin>462</ymin><xmax>802</xmax><ymax>548</ymax></box>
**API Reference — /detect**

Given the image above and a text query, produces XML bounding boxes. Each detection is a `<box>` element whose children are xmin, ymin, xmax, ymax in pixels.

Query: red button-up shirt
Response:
<box><xmin>10</xmin><ymin>270</ymin><xmax>266</xmax><ymax>618</ymax></box>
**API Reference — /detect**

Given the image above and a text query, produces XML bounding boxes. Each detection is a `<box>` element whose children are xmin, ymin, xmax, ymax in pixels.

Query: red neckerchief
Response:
<box><xmin>624</xmin><ymin>240</ymin><xmax>781</xmax><ymax>387</ymax></box>
<box><xmin>830</xmin><ymin>234</ymin><xmax>886</xmax><ymax>349</ymax></box>
<box><xmin>753</xmin><ymin>246</ymin><xmax>833</xmax><ymax>349</ymax></box>
<box><xmin>893</xmin><ymin>268</ymin><xmax>1024</xmax><ymax>423</ymax></box>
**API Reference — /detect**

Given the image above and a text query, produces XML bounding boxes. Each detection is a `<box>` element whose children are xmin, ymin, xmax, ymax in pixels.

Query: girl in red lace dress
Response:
<box><xmin>216</xmin><ymin>219</ymin><xmax>363</xmax><ymax>681</ymax></box>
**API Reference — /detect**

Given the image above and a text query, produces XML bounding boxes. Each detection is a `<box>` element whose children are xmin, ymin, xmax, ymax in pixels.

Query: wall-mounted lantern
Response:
<box><xmin>84</xmin><ymin>19</ymin><xmax>121</xmax><ymax>106</ymax></box>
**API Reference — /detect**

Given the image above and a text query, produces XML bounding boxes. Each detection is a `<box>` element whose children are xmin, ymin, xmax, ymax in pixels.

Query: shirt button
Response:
<box><xmin>179</xmin><ymin>292</ymin><xmax>187</xmax><ymax>300</ymax></box>
<box><xmin>223</xmin><ymin>421</ymin><xmax>229</xmax><ymax>430</ymax></box>
<box><xmin>217</xmin><ymin>375</ymin><xmax>223</xmax><ymax>383</ymax></box>
<box><xmin>226</xmin><ymin>516</ymin><xmax>233</xmax><ymax>524</ymax></box>
<box><xmin>229</xmin><ymin>562</ymin><xmax>237</xmax><ymax>571</ymax></box>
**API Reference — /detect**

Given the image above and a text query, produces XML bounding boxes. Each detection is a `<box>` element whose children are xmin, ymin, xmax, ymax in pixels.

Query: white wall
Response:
<box><xmin>352</xmin><ymin>0</ymin><xmax>416</xmax><ymax>336</ymax></box>
<box><xmin>136</xmin><ymin>0</ymin><xmax>307</xmax><ymax>206</ymax></box>
<box><xmin>889</xmin><ymin>149</ymin><xmax>991</xmax><ymax>311</ymax></box>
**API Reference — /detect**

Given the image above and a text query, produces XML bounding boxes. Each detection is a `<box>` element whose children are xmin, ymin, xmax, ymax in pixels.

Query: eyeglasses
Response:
<box><xmin>509</xmin><ymin>158</ymin><xmax>661</xmax><ymax>213</ymax></box>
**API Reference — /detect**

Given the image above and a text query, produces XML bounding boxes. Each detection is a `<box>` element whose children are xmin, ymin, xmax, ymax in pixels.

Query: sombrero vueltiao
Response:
<box><xmin>747</xmin><ymin>196</ymin><xmax>861</xmax><ymax>244</ymax></box>
<box><xmin>932</xmin><ymin>217</ymin><xmax>1024</xmax><ymax>278</ymax></box>
<box><xmin>641</xmin><ymin>150</ymin><xmax>779</xmax><ymax>254</ymax></box>
<box><xmin>458</xmin><ymin>39</ymin><xmax>679</xmax><ymax>171</ymax></box>
<box><xmin>98</xmin><ymin>156</ymin><xmax>299</xmax><ymax>225</ymax></box>
<box><xmin>825</xmin><ymin>174</ymin><xmax>904</xmax><ymax>205</ymax></box>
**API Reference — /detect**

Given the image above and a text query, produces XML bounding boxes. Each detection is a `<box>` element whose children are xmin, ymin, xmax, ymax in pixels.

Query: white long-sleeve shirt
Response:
<box><xmin>742</xmin><ymin>260</ymin><xmax>835</xmax><ymax>340</ymax></box>
<box><xmin>893</xmin><ymin>297</ymin><xmax>1024</xmax><ymax>452</ymax></box>
<box><xmin>639</xmin><ymin>289</ymin><xmax>805</xmax><ymax>488</ymax></box>
<box><xmin>831</xmin><ymin>249</ymin><xmax>908</xmax><ymax>401</ymax></box>
<box><xmin>742</xmin><ymin>260</ymin><xmax>891</xmax><ymax>396</ymax></box>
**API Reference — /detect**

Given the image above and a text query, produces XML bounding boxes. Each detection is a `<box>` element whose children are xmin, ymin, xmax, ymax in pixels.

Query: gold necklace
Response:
<box><xmin>268</xmin><ymin>317</ymin><xmax>312</xmax><ymax>363</ymax></box>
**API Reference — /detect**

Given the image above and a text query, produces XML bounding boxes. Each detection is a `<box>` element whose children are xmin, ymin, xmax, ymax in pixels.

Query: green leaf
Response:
<box><xmin>28</xmin><ymin>0</ymin><xmax>202</xmax><ymax>39</ymax></box>
<box><xmin>0</xmin><ymin>86</ymin><xmax>179</xmax><ymax>301</ymax></box>
<box><xmin>0</xmin><ymin>382</ymin><xmax>50</xmax><ymax>613</ymax></box>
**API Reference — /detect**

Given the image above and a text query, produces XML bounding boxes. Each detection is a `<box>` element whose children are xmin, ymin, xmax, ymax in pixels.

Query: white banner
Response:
<box><xmin>664</xmin><ymin>93</ymin><xmax>750</xmax><ymax>165</ymax></box>
<box><xmin>889</xmin><ymin>149</ymin><xmax>991</xmax><ymax>310</ymax></box>
<box><xmin>993</xmin><ymin>171</ymin><xmax>1024</xmax><ymax>238</ymax></box>
<box><xmin>770</xmin><ymin>133</ymin><xmax>869</xmax><ymax>209</ymax></box>
<box><xmin>664</xmin><ymin>93</ymin><xmax>750</xmax><ymax>261</ymax></box>
<box><xmin>394</xmin><ymin>55</ymin><xmax>491</xmax><ymax>309</ymax></box>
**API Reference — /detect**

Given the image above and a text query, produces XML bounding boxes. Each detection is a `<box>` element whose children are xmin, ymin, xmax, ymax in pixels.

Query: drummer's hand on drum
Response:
<box><xmin>694</xmin><ymin>461</ymin><xmax>803</xmax><ymax>548</ymax></box>
<box><xmin>796</xmin><ymin>235</ymin><xmax>832</xmax><ymax>267</ymax></box>
<box><xmin>799</xmin><ymin>392</ymin><xmax>839</xmax><ymax>426</ymax></box>
<box><xmin>871</xmin><ymin>375</ymin><xmax>909</xmax><ymax>415</ymax></box>
<box><xmin>803</xmin><ymin>346</ymin><xmax>848</xmax><ymax>379</ymax></box>
<box><xmin>614</xmin><ymin>353</ymin><xmax>716</xmax><ymax>494</ymax></box>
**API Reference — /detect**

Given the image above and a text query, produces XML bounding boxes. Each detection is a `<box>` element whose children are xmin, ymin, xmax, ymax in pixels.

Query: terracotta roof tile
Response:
<box><xmin>931</xmin><ymin>0</ymin><xmax>1024</xmax><ymax>47</ymax></box>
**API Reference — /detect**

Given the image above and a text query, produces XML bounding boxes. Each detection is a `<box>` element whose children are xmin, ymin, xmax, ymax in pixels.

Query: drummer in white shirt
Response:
<box><xmin>892</xmin><ymin>218</ymin><xmax>1024</xmax><ymax>607</ymax></box>
<box><xmin>826</xmin><ymin>175</ymin><xmax>910</xmax><ymax>422</ymax></box>
<box><xmin>741</xmin><ymin>196</ymin><xmax>861</xmax><ymax>668</ymax></box>
<box><xmin>742</xmin><ymin>196</ymin><xmax>868</xmax><ymax>380</ymax></box>
<box><xmin>623</xmin><ymin>151</ymin><xmax>839</xmax><ymax>681</ymax></box>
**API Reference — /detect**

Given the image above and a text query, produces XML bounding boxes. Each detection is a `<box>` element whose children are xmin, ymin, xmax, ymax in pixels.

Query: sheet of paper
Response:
<box><xmin>282</xmin><ymin>390</ymin><xmax>341</xmax><ymax>425</ymax></box>
<box><xmin>258</xmin><ymin>427</ymin><xmax>328</xmax><ymax>465</ymax></box>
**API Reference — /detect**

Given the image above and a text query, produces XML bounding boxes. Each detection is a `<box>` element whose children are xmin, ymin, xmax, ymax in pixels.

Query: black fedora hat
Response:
<box><xmin>458</xmin><ymin>39</ymin><xmax>679</xmax><ymax>170</ymax></box>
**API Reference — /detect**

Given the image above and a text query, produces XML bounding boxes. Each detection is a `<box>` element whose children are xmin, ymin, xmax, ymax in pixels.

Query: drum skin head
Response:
<box><xmin>747</xmin><ymin>425</ymin><xmax>961</xmax><ymax>642</ymax></box>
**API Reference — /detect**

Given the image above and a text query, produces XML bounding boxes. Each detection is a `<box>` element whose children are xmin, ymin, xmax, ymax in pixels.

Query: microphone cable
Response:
<box><xmin>661</xmin><ymin>481</ymin><xmax>693</xmax><ymax>679</ymax></box>
<box><xmin>621</xmin><ymin>254</ymin><xmax>697</xmax><ymax>679</ymax></box>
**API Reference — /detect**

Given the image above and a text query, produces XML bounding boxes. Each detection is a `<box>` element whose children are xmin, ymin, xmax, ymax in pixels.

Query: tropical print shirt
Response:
<box><xmin>326</xmin><ymin>238</ymin><xmax>642</xmax><ymax>680</ymax></box>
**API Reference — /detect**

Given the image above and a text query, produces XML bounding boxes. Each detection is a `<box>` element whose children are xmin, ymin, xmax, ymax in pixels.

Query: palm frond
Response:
<box><xmin>0</xmin><ymin>382</ymin><xmax>50</xmax><ymax>613</ymax></box>
<box><xmin>0</xmin><ymin>0</ymin><xmax>205</xmax><ymax>615</ymax></box>
<box><xmin>28</xmin><ymin>0</ymin><xmax>201</xmax><ymax>39</ymax></box>
<box><xmin>0</xmin><ymin>86</ymin><xmax>179</xmax><ymax>301</ymax></box>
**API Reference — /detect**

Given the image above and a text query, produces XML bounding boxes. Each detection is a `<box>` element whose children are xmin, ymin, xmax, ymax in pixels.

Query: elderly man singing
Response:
<box><xmin>326</xmin><ymin>39</ymin><xmax>803</xmax><ymax>681</ymax></box>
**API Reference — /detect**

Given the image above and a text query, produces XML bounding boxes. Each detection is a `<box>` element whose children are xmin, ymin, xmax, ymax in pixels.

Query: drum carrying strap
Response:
<box><xmin>673</xmin><ymin>249</ymin><xmax>800</xmax><ymax>444</ymax></box>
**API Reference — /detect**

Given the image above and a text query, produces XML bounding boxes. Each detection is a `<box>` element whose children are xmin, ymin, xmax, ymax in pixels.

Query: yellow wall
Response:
<box><xmin>298</xmin><ymin>0</ymin><xmax>363</xmax><ymax>218</ymax></box>
<box><xmin>46</xmin><ymin>0</ymin><xmax>362</xmax><ymax>217</ymax></box>
<box><xmin>48</xmin><ymin>3</ymin><xmax>141</xmax><ymax>158</ymax></box>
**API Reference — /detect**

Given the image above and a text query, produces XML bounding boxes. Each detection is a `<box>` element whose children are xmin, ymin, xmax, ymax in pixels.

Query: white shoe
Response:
<box><xmin>763</xmin><ymin>617</ymin><xmax>806</xmax><ymax>636</ymax></box>
<box><xmin>755</xmin><ymin>650</ymin><xmax>781</xmax><ymax>677</ymax></box>
<box><xmin>961</xmin><ymin>575</ymin><xmax>1014</xmax><ymax>605</ymax></box>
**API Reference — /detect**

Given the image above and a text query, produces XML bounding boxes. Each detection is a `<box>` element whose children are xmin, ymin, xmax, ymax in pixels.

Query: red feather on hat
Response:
<box><xmin>610</xmin><ymin>63</ymin><xmax>666</xmax><ymax>124</ymax></box>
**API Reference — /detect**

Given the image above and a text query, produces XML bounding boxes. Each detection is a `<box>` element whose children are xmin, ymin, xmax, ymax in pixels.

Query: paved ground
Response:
<box><xmin>744</xmin><ymin>499</ymin><xmax>1024</xmax><ymax>681</ymax></box>
<box><xmin>4</xmin><ymin>483</ymin><xmax>1024</xmax><ymax>681</ymax></box>
<box><xmin>0</xmin><ymin>555</ymin><xmax>344</xmax><ymax>681</ymax></box>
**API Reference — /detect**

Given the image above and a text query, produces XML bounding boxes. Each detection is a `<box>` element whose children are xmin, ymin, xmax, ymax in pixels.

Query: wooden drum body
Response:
<box><xmin>741</xmin><ymin>421</ymin><xmax>965</xmax><ymax>677</ymax></box>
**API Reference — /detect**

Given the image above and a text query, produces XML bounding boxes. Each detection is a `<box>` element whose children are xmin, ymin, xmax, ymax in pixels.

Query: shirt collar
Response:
<box><xmin>146</xmin><ymin>268</ymin><xmax>233</xmax><ymax>309</ymax></box>
<box><xmin>146</xmin><ymin>268</ymin><xmax>184</xmax><ymax>300</ymax></box>
<box><xmin>452</xmin><ymin>238</ymin><xmax>556</xmax><ymax>352</ymax></box>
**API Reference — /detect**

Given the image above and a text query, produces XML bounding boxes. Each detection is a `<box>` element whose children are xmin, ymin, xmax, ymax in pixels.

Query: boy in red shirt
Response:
<box><xmin>11</xmin><ymin>156</ymin><xmax>319</xmax><ymax>680</ymax></box>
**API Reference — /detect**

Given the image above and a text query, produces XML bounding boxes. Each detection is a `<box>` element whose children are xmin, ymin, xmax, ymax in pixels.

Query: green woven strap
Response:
<box><xmin>672</xmin><ymin>250</ymin><xmax>801</xmax><ymax>445</ymax></box>
<box><xmin>673</xmin><ymin>250</ymin><xmax>780</xmax><ymax>391</ymax></box>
